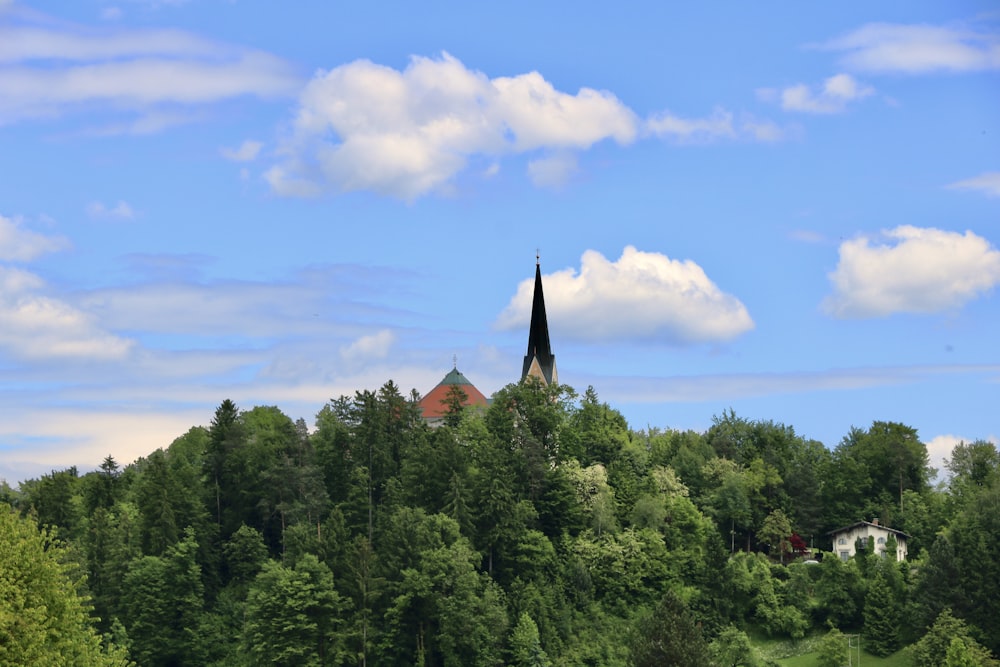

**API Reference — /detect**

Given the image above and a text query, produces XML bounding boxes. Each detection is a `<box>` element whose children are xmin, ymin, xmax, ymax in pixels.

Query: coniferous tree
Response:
<box><xmin>863</xmin><ymin>559</ymin><xmax>902</xmax><ymax>656</ymax></box>
<box><xmin>631</xmin><ymin>589</ymin><xmax>711</xmax><ymax>667</ymax></box>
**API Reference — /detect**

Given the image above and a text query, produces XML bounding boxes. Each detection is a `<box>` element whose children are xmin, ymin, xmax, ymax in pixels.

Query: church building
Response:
<box><xmin>521</xmin><ymin>255</ymin><xmax>557</xmax><ymax>386</ymax></box>
<box><xmin>418</xmin><ymin>255</ymin><xmax>557</xmax><ymax>423</ymax></box>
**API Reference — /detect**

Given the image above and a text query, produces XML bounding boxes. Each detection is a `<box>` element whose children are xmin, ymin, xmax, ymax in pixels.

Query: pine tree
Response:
<box><xmin>863</xmin><ymin>560</ymin><xmax>902</xmax><ymax>656</ymax></box>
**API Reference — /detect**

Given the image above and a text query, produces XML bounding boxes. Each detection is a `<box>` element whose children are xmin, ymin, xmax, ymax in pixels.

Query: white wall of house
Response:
<box><xmin>831</xmin><ymin>521</ymin><xmax>908</xmax><ymax>562</ymax></box>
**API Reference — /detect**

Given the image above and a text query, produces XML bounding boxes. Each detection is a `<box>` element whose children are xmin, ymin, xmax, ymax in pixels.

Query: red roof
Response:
<box><xmin>418</xmin><ymin>368</ymin><xmax>489</xmax><ymax>419</ymax></box>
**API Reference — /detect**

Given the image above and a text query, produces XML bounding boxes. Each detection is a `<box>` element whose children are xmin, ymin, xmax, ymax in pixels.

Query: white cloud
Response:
<box><xmin>496</xmin><ymin>246</ymin><xmax>754</xmax><ymax>344</ymax></box>
<box><xmin>0</xmin><ymin>266</ymin><xmax>135</xmax><ymax>361</ymax></box>
<box><xmin>824</xmin><ymin>225</ymin><xmax>1000</xmax><ymax>318</ymax></box>
<box><xmin>0</xmin><ymin>214</ymin><xmax>70</xmax><ymax>261</ymax></box>
<box><xmin>740</xmin><ymin>116</ymin><xmax>786</xmax><ymax>142</ymax></box>
<box><xmin>946</xmin><ymin>171</ymin><xmax>1000</xmax><ymax>198</ymax></box>
<box><xmin>590</xmin><ymin>363</ymin><xmax>999</xmax><ymax>404</ymax></box>
<box><xmin>340</xmin><ymin>329</ymin><xmax>396</xmax><ymax>364</ymax></box>
<box><xmin>0</xmin><ymin>15</ymin><xmax>300</xmax><ymax>127</ymax></box>
<box><xmin>925</xmin><ymin>434</ymin><xmax>965</xmax><ymax>482</ymax></box>
<box><xmin>822</xmin><ymin>22</ymin><xmax>1000</xmax><ymax>74</ymax></box>
<box><xmin>221</xmin><ymin>139</ymin><xmax>263</xmax><ymax>162</ymax></box>
<box><xmin>0</xmin><ymin>407</ymin><xmax>204</xmax><ymax>485</ymax></box>
<box><xmin>646</xmin><ymin>107</ymin><xmax>786</xmax><ymax>143</ymax></box>
<box><xmin>780</xmin><ymin>73</ymin><xmax>874</xmax><ymax>113</ymax></box>
<box><xmin>646</xmin><ymin>107</ymin><xmax>736</xmax><ymax>142</ymax></box>
<box><xmin>527</xmin><ymin>153</ymin><xmax>578</xmax><ymax>188</ymax></box>
<box><xmin>267</xmin><ymin>53</ymin><xmax>638</xmax><ymax>200</ymax></box>
<box><xmin>87</xmin><ymin>200</ymin><xmax>135</xmax><ymax>220</ymax></box>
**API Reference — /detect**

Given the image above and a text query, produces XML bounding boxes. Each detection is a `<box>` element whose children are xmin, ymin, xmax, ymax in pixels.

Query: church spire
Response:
<box><xmin>521</xmin><ymin>255</ymin><xmax>557</xmax><ymax>385</ymax></box>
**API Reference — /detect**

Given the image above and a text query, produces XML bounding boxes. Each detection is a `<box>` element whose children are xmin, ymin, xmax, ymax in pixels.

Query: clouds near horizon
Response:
<box><xmin>825</xmin><ymin>226</ymin><xmax>1000</xmax><ymax>318</ymax></box>
<box><xmin>496</xmin><ymin>246</ymin><xmax>754</xmax><ymax>345</ymax></box>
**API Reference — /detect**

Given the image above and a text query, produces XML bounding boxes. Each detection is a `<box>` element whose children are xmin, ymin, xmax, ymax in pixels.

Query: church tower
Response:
<box><xmin>521</xmin><ymin>255</ymin><xmax>558</xmax><ymax>386</ymax></box>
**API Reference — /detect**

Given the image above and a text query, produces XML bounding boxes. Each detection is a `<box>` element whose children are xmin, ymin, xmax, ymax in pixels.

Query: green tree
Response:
<box><xmin>950</xmin><ymin>479</ymin><xmax>1000</xmax><ymax>652</ymax></box>
<box><xmin>911</xmin><ymin>533</ymin><xmax>967</xmax><ymax>632</ymax></box>
<box><xmin>377</xmin><ymin>508</ymin><xmax>507</xmax><ymax>666</ymax></box>
<box><xmin>630</xmin><ymin>589</ymin><xmax>711</xmax><ymax>667</ymax></box>
<box><xmin>0</xmin><ymin>505</ymin><xmax>132</xmax><ymax>666</ymax></box>
<box><xmin>509</xmin><ymin>612</ymin><xmax>552</xmax><ymax>667</ymax></box>
<box><xmin>122</xmin><ymin>527</ymin><xmax>205</xmax><ymax>666</ymax></box>
<box><xmin>814</xmin><ymin>554</ymin><xmax>864</xmax><ymax>629</ymax></box>
<box><xmin>912</xmin><ymin>608</ymin><xmax>999</xmax><ymax>667</ymax></box>
<box><xmin>204</xmin><ymin>399</ymin><xmax>244</xmax><ymax>537</ymax></box>
<box><xmin>243</xmin><ymin>554</ymin><xmax>349</xmax><ymax>666</ymax></box>
<box><xmin>816</xmin><ymin>627</ymin><xmax>849</xmax><ymax>667</ymax></box>
<box><xmin>709</xmin><ymin>626</ymin><xmax>767</xmax><ymax>667</ymax></box>
<box><xmin>863</xmin><ymin>559</ymin><xmax>902</xmax><ymax>656</ymax></box>
<box><xmin>759</xmin><ymin>508</ymin><xmax>792</xmax><ymax>563</ymax></box>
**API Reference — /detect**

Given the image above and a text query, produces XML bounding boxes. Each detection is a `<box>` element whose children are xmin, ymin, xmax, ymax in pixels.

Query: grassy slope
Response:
<box><xmin>750</xmin><ymin>632</ymin><xmax>911</xmax><ymax>667</ymax></box>
<box><xmin>777</xmin><ymin>648</ymin><xmax>911</xmax><ymax>667</ymax></box>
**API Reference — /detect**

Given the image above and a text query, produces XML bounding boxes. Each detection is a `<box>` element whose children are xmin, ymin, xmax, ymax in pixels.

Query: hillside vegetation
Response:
<box><xmin>4</xmin><ymin>379</ymin><xmax>999</xmax><ymax>666</ymax></box>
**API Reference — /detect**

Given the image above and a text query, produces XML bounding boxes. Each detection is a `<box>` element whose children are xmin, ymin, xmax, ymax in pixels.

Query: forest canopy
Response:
<box><xmin>4</xmin><ymin>378</ymin><xmax>999</xmax><ymax>666</ymax></box>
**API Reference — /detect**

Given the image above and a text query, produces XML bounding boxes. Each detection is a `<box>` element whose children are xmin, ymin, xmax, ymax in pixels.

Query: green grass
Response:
<box><xmin>775</xmin><ymin>647</ymin><xmax>911</xmax><ymax>667</ymax></box>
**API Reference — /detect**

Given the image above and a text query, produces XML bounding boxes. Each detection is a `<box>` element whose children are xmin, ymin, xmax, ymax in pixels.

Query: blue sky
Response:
<box><xmin>1</xmin><ymin>0</ymin><xmax>998</xmax><ymax>484</ymax></box>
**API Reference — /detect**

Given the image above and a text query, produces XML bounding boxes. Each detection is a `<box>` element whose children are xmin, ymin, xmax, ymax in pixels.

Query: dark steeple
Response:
<box><xmin>521</xmin><ymin>255</ymin><xmax>557</xmax><ymax>385</ymax></box>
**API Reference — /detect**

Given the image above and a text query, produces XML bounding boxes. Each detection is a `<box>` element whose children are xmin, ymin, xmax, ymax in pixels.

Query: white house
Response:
<box><xmin>827</xmin><ymin>519</ymin><xmax>908</xmax><ymax>562</ymax></box>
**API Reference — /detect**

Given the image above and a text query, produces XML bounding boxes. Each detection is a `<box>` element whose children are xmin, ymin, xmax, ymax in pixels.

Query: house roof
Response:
<box><xmin>826</xmin><ymin>521</ymin><xmax>910</xmax><ymax>539</ymax></box>
<box><xmin>418</xmin><ymin>367</ymin><xmax>489</xmax><ymax>419</ymax></box>
<box><xmin>521</xmin><ymin>259</ymin><xmax>556</xmax><ymax>385</ymax></box>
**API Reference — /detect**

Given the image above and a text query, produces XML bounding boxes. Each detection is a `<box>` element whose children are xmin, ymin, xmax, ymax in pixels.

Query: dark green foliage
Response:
<box><xmin>824</xmin><ymin>421</ymin><xmax>930</xmax><ymax>529</ymax></box>
<box><xmin>631</xmin><ymin>589</ymin><xmax>711</xmax><ymax>667</ymax></box>
<box><xmin>863</xmin><ymin>559</ymin><xmax>902</xmax><ymax>656</ymax></box>
<box><xmin>10</xmin><ymin>380</ymin><xmax>1000</xmax><ymax>665</ymax></box>
<box><xmin>814</xmin><ymin>553</ymin><xmax>864</xmax><ymax>629</ymax></box>
<box><xmin>911</xmin><ymin>533</ymin><xmax>967</xmax><ymax>632</ymax></box>
<box><xmin>949</xmin><ymin>479</ymin><xmax>1000</xmax><ymax>652</ymax></box>
<box><xmin>123</xmin><ymin>527</ymin><xmax>205</xmax><ymax>666</ymax></box>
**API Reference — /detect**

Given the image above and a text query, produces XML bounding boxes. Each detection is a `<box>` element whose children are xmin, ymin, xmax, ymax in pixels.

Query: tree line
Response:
<box><xmin>2</xmin><ymin>379</ymin><xmax>999</xmax><ymax>665</ymax></box>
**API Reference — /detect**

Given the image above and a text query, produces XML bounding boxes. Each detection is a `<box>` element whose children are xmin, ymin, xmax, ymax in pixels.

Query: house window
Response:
<box><xmin>840</xmin><ymin>551</ymin><xmax>849</xmax><ymax>561</ymax></box>
<box><xmin>877</xmin><ymin>537</ymin><xmax>885</xmax><ymax>545</ymax></box>
<box><xmin>838</xmin><ymin>538</ymin><xmax>846</xmax><ymax>545</ymax></box>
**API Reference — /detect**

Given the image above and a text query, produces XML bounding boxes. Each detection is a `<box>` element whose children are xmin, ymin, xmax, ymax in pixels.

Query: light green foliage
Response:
<box><xmin>816</xmin><ymin>627</ymin><xmax>849</xmax><ymax>667</ymax></box>
<box><xmin>946</xmin><ymin>440</ymin><xmax>1000</xmax><ymax>510</ymax></box>
<box><xmin>572</xmin><ymin>527</ymin><xmax>669</xmax><ymax>609</ymax></box>
<box><xmin>561</xmin><ymin>385</ymin><xmax>629</xmax><ymax>466</ymax></box>
<box><xmin>510</xmin><ymin>612</ymin><xmax>552</xmax><ymax>667</ymax></box>
<box><xmin>710</xmin><ymin>625</ymin><xmax>769</xmax><ymax>667</ymax></box>
<box><xmin>244</xmin><ymin>554</ymin><xmax>348</xmax><ymax>666</ymax></box>
<box><xmin>16</xmin><ymin>381</ymin><xmax>1000</xmax><ymax>666</ymax></box>
<box><xmin>911</xmin><ymin>609</ymin><xmax>999</xmax><ymax>667</ymax></box>
<box><xmin>760</xmin><ymin>508</ymin><xmax>793</xmax><ymax>563</ymax></box>
<box><xmin>0</xmin><ymin>505</ymin><xmax>132</xmax><ymax>667</ymax></box>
